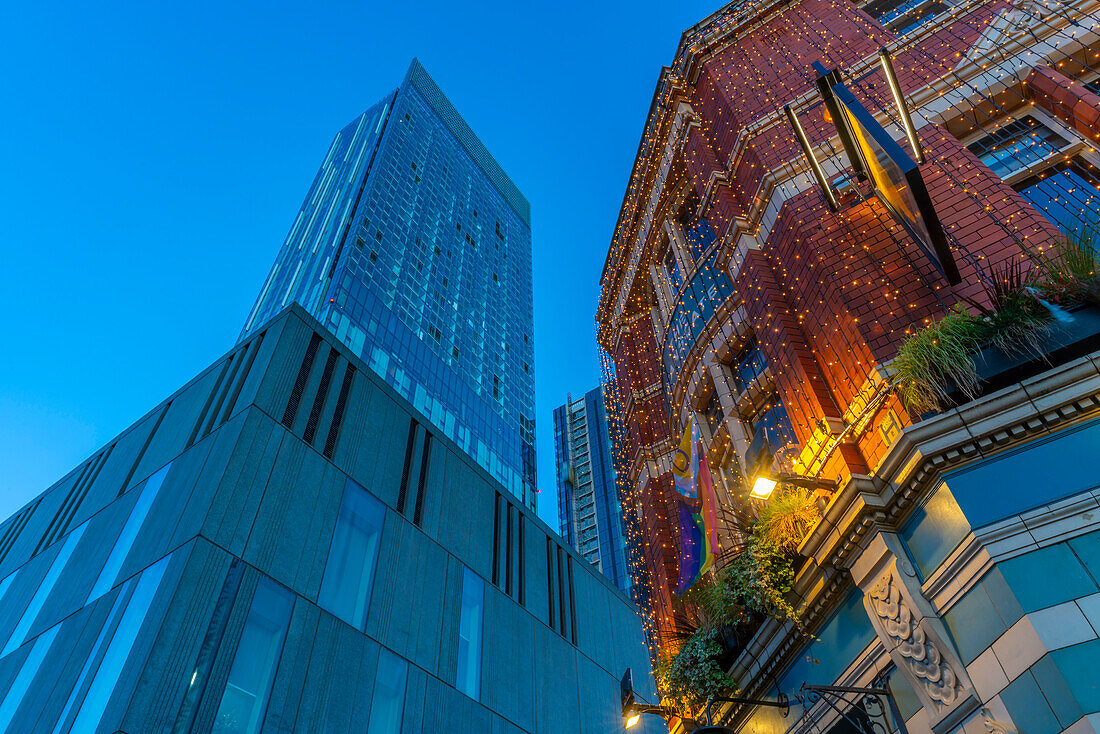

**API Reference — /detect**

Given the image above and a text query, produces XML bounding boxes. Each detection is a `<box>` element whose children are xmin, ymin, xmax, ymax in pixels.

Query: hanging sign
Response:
<box><xmin>815</xmin><ymin>65</ymin><xmax>961</xmax><ymax>284</ymax></box>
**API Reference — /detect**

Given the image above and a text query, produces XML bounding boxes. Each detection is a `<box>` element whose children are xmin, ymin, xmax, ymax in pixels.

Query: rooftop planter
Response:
<box><xmin>893</xmin><ymin>227</ymin><xmax>1100</xmax><ymax>416</ymax></box>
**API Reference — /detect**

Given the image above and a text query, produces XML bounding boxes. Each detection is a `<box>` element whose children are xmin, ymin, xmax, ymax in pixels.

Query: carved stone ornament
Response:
<box><xmin>981</xmin><ymin>707</ymin><xmax>1016</xmax><ymax>734</ymax></box>
<box><xmin>867</xmin><ymin>571</ymin><xmax>961</xmax><ymax>710</ymax></box>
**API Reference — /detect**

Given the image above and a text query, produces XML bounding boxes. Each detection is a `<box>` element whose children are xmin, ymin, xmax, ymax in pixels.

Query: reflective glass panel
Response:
<box><xmin>318</xmin><ymin>480</ymin><xmax>385</xmax><ymax>629</ymax></box>
<box><xmin>211</xmin><ymin>578</ymin><xmax>294</xmax><ymax>734</ymax></box>
<box><xmin>455</xmin><ymin>567</ymin><xmax>483</xmax><ymax>700</ymax></box>
<box><xmin>366</xmin><ymin>648</ymin><xmax>408</xmax><ymax>734</ymax></box>
<box><xmin>0</xmin><ymin>625</ymin><xmax>59</xmax><ymax>730</ymax></box>
<box><xmin>50</xmin><ymin>579</ymin><xmax>130</xmax><ymax>734</ymax></box>
<box><xmin>69</xmin><ymin>553</ymin><xmax>172</xmax><ymax>732</ymax></box>
<box><xmin>2</xmin><ymin>520</ymin><xmax>88</xmax><ymax>657</ymax></box>
<box><xmin>87</xmin><ymin>462</ymin><xmax>172</xmax><ymax>604</ymax></box>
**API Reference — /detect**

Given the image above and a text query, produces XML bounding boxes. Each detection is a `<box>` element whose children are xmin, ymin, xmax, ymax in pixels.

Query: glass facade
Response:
<box><xmin>212</xmin><ymin>577</ymin><xmax>294</xmax><ymax>734</ymax></box>
<box><xmin>552</xmin><ymin>387</ymin><xmax>631</xmax><ymax>595</ymax></box>
<box><xmin>455</xmin><ymin>566</ymin><xmax>483</xmax><ymax>701</ymax></box>
<box><xmin>366</xmin><ymin>648</ymin><xmax>408</xmax><ymax>734</ymax></box>
<box><xmin>241</xmin><ymin>59</ymin><xmax>536</xmax><ymax>508</ymax></box>
<box><xmin>318</xmin><ymin>479</ymin><xmax>385</xmax><ymax>630</ymax></box>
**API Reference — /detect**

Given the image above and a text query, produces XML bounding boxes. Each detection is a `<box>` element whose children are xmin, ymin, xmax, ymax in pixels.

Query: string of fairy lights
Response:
<box><xmin>597</xmin><ymin>0</ymin><xmax>1100</xmax><ymax>667</ymax></box>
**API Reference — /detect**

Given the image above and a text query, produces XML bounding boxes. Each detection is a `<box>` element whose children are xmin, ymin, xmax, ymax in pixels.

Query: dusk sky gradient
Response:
<box><xmin>0</xmin><ymin>0</ymin><xmax>713</xmax><ymax>531</ymax></box>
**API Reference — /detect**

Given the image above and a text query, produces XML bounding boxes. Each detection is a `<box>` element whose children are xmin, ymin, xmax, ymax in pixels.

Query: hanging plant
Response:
<box><xmin>755</xmin><ymin>487</ymin><xmax>819</xmax><ymax>553</ymax></box>
<box><xmin>656</xmin><ymin>629</ymin><xmax>740</xmax><ymax>715</ymax></box>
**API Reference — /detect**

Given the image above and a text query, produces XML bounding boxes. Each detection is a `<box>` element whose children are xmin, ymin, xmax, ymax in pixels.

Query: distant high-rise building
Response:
<box><xmin>0</xmin><ymin>306</ymin><xmax>657</xmax><ymax>733</ymax></box>
<box><xmin>242</xmin><ymin>59</ymin><xmax>536</xmax><ymax>509</ymax></box>
<box><xmin>553</xmin><ymin>387</ymin><xmax>630</xmax><ymax>595</ymax></box>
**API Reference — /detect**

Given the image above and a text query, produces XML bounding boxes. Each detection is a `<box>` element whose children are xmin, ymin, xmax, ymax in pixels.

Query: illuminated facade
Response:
<box><xmin>553</xmin><ymin>387</ymin><xmax>631</xmax><ymax>594</ymax></box>
<box><xmin>243</xmin><ymin>59</ymin><xmax>536</xmax><ymax>510</ymax></box>
<box><xmin>599</xmin><ymin>0</ymin><xmax>1100</xmax><ymax>731</ymax></box>
<box><xmin>0</xmin><ymin>306</ymin><xmax>656</xmax><ymax>733</ymax></box>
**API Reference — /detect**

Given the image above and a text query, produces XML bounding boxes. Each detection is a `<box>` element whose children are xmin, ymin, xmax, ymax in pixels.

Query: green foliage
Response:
<box><xmin>723</xmin><ymin>534</ymin><xmax>799</xmax><ymax>623</ymax></box>
<box><xmin>656</xmin><ymin>630</ymin><xmax>740</xmax><ymax>713</ymax></box>
<box><xmin>892</xmin><ymin>303</ymin><xmax>988</xmax><ymax>413</ymax></box>
<box><xmin>659</xmin><ymin>528</ymin><xmax>801</xmax><ymax>717</ymax></box>
<box><xmin>680</xmin><ymin>572</ymin><xmax>749</xmax><ymax>633</ymax></box>
<box><xmin>755</xmin><ymin>488</ymin><xmax>819</xmax><ymax>553</ymax></box>
<box><xmin>1029</xmin><ymin>223</ymin><xmax>1100</xmax><ymax>304</ymax></box>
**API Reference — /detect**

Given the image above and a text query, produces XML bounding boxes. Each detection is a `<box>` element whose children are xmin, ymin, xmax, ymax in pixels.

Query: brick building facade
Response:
<box><xmin>600</xmin><ymin>0</ymin><xmax>1100</xmax><ymax>730</ymax></box>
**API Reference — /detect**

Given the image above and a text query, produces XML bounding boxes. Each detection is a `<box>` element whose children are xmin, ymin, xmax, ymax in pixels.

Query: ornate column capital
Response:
<box><xmin>852</xmin><ymin>533</ymin><xmax>980</xmax><ymax>733</ymax></box>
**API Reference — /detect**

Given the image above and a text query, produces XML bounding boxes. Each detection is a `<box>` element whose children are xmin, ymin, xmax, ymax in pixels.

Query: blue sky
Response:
<box><xmin>0</xmin><ymin>0</ymin><xmax>711</xmax><ymax>531</ymax></box>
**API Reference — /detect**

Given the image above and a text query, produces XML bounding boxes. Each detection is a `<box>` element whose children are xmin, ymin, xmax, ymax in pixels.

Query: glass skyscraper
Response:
<box><xmin>553</xmin><ymin>387</ymin><xmax>630</xmax><ymax>594</ymax></box>
<box><xmin>242</xmin><ymin>59</ymin><xmax>536</xmax><ymax>508</ymax></box>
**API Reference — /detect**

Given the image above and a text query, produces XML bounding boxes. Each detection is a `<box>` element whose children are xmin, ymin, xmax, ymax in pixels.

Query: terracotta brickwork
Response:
<box><xmin>1026</xmin><ymin>64</ymin><xmax>1100</xmax><ymax>142</ymax></box>
<box><xmin>598</xmin><ymin>0</ymin><xmax>1076</xmax><ymax>656</ymax></box>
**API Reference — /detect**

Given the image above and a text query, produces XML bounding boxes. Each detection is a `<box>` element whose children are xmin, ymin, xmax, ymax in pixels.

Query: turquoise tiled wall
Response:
<box><xmin>900</xmin><ymin>483</ymin><xmax>971</xmax><ymax>580</ymax></box>
<box><xmin>1051</xmin><ymin>639</ymin><xmax>1100</xmax><ymax>713</ymax></box>
<box><xmin>943</xmin><ymin>418</ymin><xmax>1100</xmax><ymax>529</ymax></box>
<box><xmin>1000</xmin><ymin>543</ymin><xmax>1098</xmax><ymax>613</ymax></box>
<box><xmin>942</xmin><ymin>569</ymin><xmax>1023</xmax><ymax>664</ymax></box>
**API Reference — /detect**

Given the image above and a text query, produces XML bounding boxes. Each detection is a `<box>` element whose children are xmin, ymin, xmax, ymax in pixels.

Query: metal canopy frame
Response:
<box><xmin>796</xmin><ymin>678</ymin><xmax>910</xmax><ymax>734</ymax></box>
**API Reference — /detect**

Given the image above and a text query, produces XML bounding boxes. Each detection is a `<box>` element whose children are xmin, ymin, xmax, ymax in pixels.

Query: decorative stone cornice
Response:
<box><xmin>802</xmin><ymin>352</ymin><xmax>1100</xmax><ymax>571</ymax></box>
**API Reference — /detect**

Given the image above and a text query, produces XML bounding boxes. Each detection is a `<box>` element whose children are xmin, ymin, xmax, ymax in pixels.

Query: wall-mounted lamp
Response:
<box><xmin>621</xmin><ymin>668</ymin><xmax>690</xmax><ymax>730</ymax></box>
<box><xmin>750</xmin><ymin>472</ymin><xmax>837</xmax><ymax>502</ymax></box>
<box><xmin>784</xmin><ymin>104</ymin><xmax>839</xmax><ymax>212</ymax></box>
<box><xmin>878</xmin><ymin>47</ymin><xmax>925</xmax><ymax>164</ymax></box>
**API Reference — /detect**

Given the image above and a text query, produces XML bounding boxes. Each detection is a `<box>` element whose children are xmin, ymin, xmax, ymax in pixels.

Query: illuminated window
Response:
<box><xmin>966</xmin><ymin>115</ymin><xmax>1100</xmax><ymax>234</ymax></box>
<box><xmin>861</xmin><ymin>0</ymin><xmax>950</xmax><ymax>35</ymax></box>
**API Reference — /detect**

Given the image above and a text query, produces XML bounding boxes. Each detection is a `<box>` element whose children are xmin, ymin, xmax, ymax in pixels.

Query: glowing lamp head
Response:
<box><xmin>751</xmin><ymin>475</ymin><xmax>778</xmax><ymax>499</ymax></box>
<box><xmin>625</xmin><ymin>713</ymin><xmax>641</xmax><ymax>729</ymax></box>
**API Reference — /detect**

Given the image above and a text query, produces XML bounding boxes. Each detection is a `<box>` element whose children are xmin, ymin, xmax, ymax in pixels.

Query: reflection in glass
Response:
<box><xmin>456</xmin><ymin>567</ymin><xmax>484</xmax><ymax>700</ymax></box>
<box><xmin>0</xmin><ymin>571</ymin><xmax>16</xmax><ymax>610</ymax></box>
<box><xmin>69</xmin><ymin>553</ymin><xmax>172</xmax><ymax>732</ymax></box>
<box><xmin>50</xmin><ymin>580</ymin><xmax>130</xmax><ymax>734</ymax></box>
<box><xmin>366</xmin><ymin>648</ymin><xmax>408</xmax><ymax>734</ymax></box>
<box><xmin>0</xmin><ymin>625</ymin><xmax>59</xmax><ymax>730</ymax></box>
<box><xmin>1</xmin><ymin>520</ymin><xmax>89</xmax><ymax>657</ymax></box>
<box><xmin>211</xmin><ymin>578</ymin><xmax>294</xmax><ymax>734</ymax></box>
<box><xmin>88</xmin><ymin>462</ymin><xmax>172</xmax><ymax>604</ymax></box>
<box><xmin>318</xmin><ymin>480</ymin><xmax>385</xmax><ymax>629</ymax></box>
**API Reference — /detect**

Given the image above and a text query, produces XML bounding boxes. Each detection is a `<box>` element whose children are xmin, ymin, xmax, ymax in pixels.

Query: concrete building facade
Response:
<box><xmin>599</xmin><ymin>0</ymin><xmax>1100</xmax><ymax>731</ymax></box>
<box><xmin>0</xmin><ymin>307</ymin><xmax>655</xmax><ymax>734</ymax></box>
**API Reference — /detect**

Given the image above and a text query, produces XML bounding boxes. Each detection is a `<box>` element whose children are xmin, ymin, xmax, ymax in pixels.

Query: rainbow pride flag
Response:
<box><xmin>672</xmin><ymin>421</ymin><xmax>719</xmax><ymax>594</ymax></box>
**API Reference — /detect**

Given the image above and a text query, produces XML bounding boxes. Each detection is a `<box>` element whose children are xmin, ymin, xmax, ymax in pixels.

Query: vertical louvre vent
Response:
<box><xmin>283</xmin><ymin>332</ymin><xmax>322</xmax><ymax>428</ymax></box>
<box><xmin>188</xmin><ymin>331</ymin><xmax>266</xmax><ymax>448</ymax></box>
<box><xmin>395</xmin><ymin>418</ymin><xmax>432</xmax><ymax>525</ymax></box>
<box><xmin>322</xmin><ymin>365</ymin><xmax>356</xmax><ymax>459</ymax></box>
<box><xmin>119</xmin><ymin>399</ymin><xmax>172</xmax><ymax>497</ymax></box>
<box><xmin>545</xmin><ymin>539</ymin><xmax>576</xmax><ymax>643</ymax></box>
<box><xmin>0</xmin><ymin>498</ymin><xmax>41</xmax><ymax>567</ymax></box>
<box><xmin>303</xmin><ymin>346</ymin><xmax>339</xmax><ymax>445</ymax></box>
<box><xmin>412</xmin><ymin>433</ymin><xmax>431</xmax><ymax>527</ymax></box>
<box><xmin>492</xmin><ymin>493</ymin><xmax>524</xmax><ymax>606</ymax></box>
<box><xmin>396</xmin><ymin>418</ymin><xmax>419</xmax><ymax>514</ymax></box>
<box><xmin>36</xmin><ymin>444</ymin><xmax>114</xmax><ymax>555</ymax></box>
